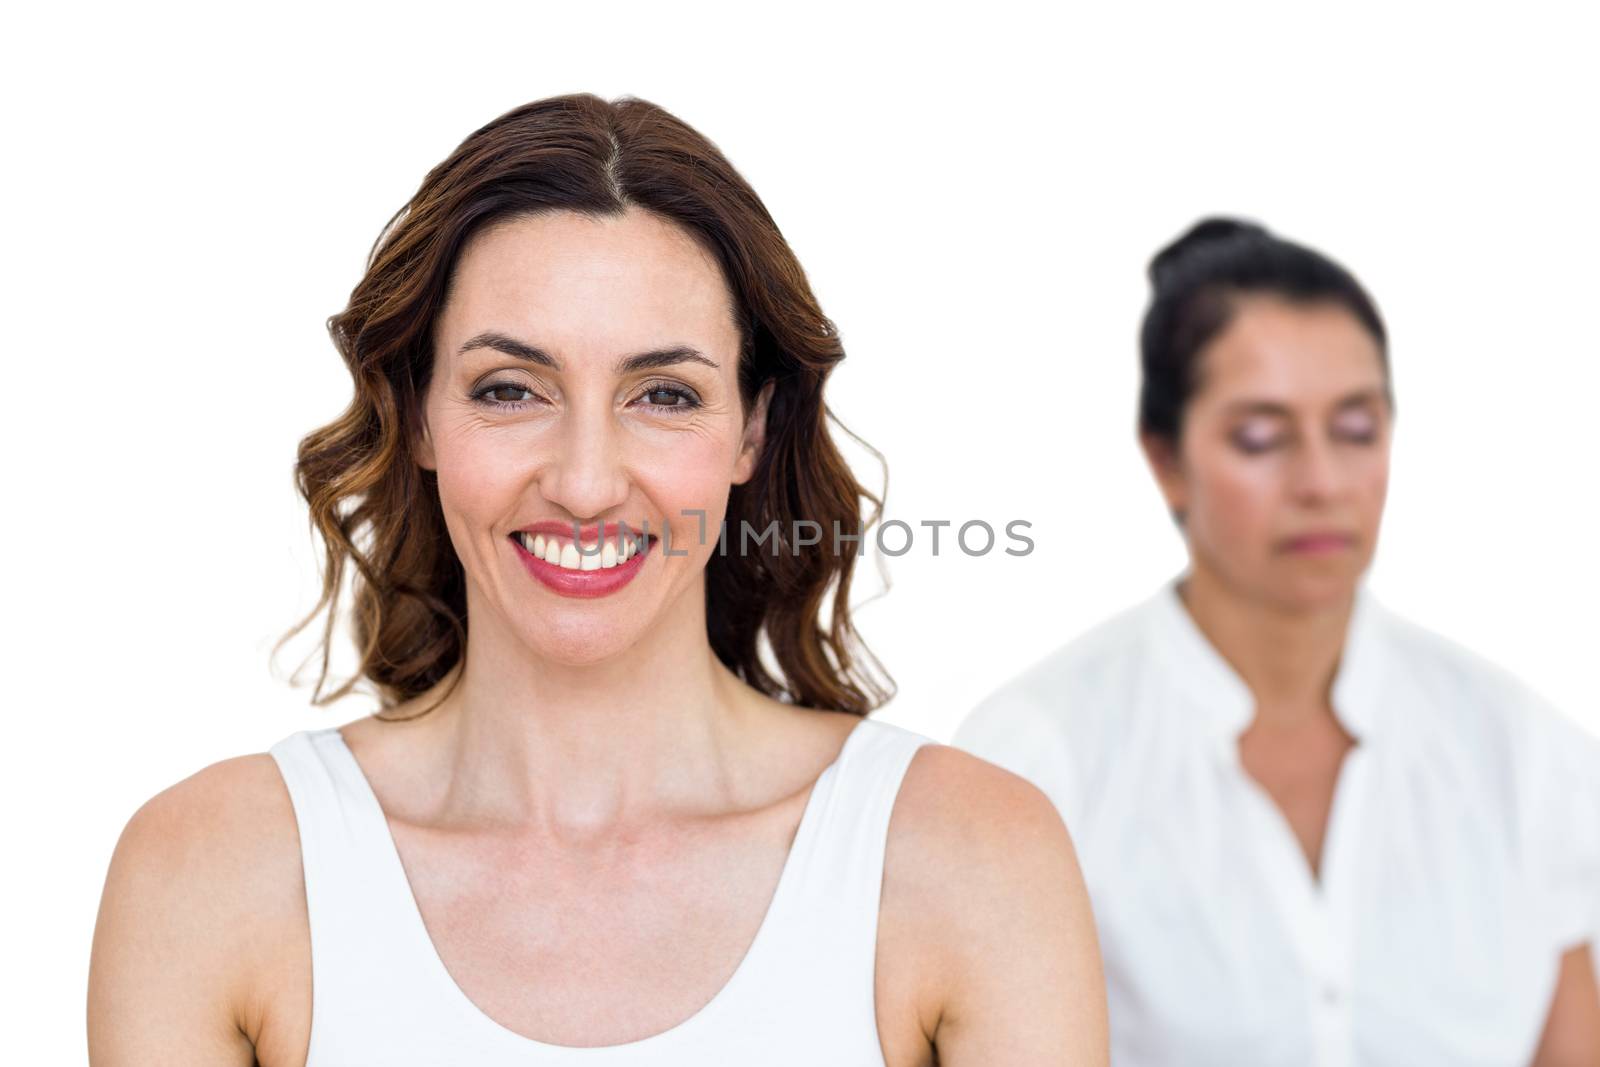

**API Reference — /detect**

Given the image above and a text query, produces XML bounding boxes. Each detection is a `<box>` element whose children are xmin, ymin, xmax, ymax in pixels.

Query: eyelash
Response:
<box><xmin>1233</xmin><ymin>426</ymin><xmax>1378</xmax><ymax>454</ymax></box>
<box><xmin>470</xmin><ymin>380</ymin><xmax>703</xmax><ymax>414</ymax></box>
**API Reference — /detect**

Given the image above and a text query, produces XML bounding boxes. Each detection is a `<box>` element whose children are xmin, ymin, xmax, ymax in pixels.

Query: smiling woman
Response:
<box><xmin>286</xmin><ymin>98</ymin><xmax>889</xmax><ymax>716</ymax></box>
<box><xmin>86</xmin><ymin>93</ymin><xmax>1108</xmax><ymax>1066</ymax></box>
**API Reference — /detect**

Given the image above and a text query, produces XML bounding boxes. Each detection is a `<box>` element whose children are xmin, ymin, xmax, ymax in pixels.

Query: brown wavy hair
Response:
<box><xmin>273</xmin><ymin>93</ymin><xmax>894</xmax><ymax>719</ymax></box>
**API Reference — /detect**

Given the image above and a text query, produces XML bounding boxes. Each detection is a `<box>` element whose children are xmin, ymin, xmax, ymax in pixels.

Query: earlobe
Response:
<box><xmin>732</xmin><ymin>380</ymin><xmax>774</xmax><ymax>486</ymax></box>
<box><xmin>407</xmin><ymin>368</ymin><xmax>437</xmax><ymax>472</ymax></box>
<box><xmin>414</xmin><ymin>412</ymin><xmax>437</xmax><ymax>472</ymax></box>
<box><xmin>1139</xmin><ymin>430</ymin><xmax>1187</xmax><ymax>520</ymax></box>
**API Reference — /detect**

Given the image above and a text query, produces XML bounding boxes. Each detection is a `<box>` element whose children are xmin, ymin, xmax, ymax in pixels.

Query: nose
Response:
<box><xmin>537</xmin><ymin>401</ymin><xmax>630</xmax><ymax>521</ymax></box>
<box><xmin>1288</xmin><ymin>435</ymin><xmax>1345</xmax><ymax>504</ymax></box>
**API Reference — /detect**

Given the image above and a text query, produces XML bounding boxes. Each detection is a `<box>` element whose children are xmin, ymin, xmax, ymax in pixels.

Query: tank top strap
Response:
<box><xmin>268</xmin><ymin>727</ymin><xmax>443</xmax><ymax>1025</ymax></box>
<box><xmin>736</xmin><ymin>716</ymin><xmax>937</xmax><ymax>1031</ymax></box>
<box><xmin>787</xmin><ymin>716</ymin><xmax>936</xmax><ymax>902</ymax></box>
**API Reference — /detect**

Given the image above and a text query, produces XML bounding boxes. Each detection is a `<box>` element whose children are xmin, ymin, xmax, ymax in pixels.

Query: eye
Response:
<box><xmin>1231</xmin><ymin>423</ymin><xmax>1285</xmax><ymax>454</ymax></box>
<box><xmin>631</xmin><ymin>380</ymin><xmax>703</xmax><ymax>414</ymax></box>
<box><xmin>1332</xmin><ymin>408</ymin><xmax>1379</xmax><ymax>443</ymax></box>
<box><xmin>471</xmin><ymin>381</ymin><xmax>547</xmax><ymax>410</ymax></box>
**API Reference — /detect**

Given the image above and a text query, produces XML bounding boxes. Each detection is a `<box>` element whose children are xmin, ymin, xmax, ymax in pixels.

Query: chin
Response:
<box><xmin>523</xmin><ymin>616</ymin><xmax>645</xmax><ymax>667</ymax></box>
<box><xmin>1266</xmin><ymin>564</ymin><xmax>1363</xmax><ymax>615</ymax></box>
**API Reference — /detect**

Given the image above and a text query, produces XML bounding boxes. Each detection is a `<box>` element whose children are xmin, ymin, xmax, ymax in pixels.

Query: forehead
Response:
<box><xmin>1194</xmin><ymin>295</ymin><xmax>1386</xmax><ymax>411</ymax></box>
<box><xmin>438</xmin><ymin>206</ymin><xmax>739</xmax><ymax>360</ymax></box>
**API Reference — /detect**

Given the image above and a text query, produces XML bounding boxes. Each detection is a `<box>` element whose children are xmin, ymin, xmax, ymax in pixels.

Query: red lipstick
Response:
<box><xmin>508</xmin><ymin>524</ymin><xmax>655</xmax><ymax>599</ymax></box>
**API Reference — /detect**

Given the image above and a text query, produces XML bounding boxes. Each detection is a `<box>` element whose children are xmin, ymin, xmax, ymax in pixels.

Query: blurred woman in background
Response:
<box><xmin>956</xmin><ymin>217</ymin><xmax>1600</xmax><ymax>1065</ymax></box>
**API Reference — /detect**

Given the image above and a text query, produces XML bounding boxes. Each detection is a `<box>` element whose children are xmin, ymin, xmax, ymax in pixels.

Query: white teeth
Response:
<box><xmin>520</xmin><ymin>531</ymin><xmax>649</xmax><ymax>572</ymax></box>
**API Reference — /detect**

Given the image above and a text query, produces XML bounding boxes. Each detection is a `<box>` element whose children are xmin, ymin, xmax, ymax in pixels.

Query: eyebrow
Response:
<box><xmin>458</xmin><ymin>331</ymin><xmax>720</xmax><ymax>375</ymax></box>
<box><xmin>1223</xmin><ymin>387</ymin><xmax>1388</xmax><ymax>418</ymax></box>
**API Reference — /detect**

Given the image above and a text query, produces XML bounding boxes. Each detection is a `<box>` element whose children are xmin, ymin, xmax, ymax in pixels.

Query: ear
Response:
<box><xmin>1138</xmin><ymin>429</ymin><xmax>1188</xmax><ymax>526</ymax></box>
<box><xmin>412</xmin><ymin>391</ymin><xmax>437</xmax><ymax>472</ymax></box>
<box><xmin>731</xmin><ymin>379</ymin><xmax>774</xmax><ymax>486</ymax></box>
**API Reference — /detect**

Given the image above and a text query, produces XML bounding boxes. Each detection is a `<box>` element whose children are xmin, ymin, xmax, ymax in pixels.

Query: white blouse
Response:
<box><xmin>954</xmin><ymin>573</ymin><xmax>1600</xmax><ymax>1067</ymax></box>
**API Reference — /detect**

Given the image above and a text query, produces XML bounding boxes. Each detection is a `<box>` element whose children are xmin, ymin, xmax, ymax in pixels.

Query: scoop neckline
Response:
<box><xmin>321</xmin><ymin>716</ymin><xmax>874</xmax><ymax>1054</ymax></box>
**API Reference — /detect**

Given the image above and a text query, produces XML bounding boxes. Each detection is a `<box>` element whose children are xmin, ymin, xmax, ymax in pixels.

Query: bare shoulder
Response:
<box><xmin>117</xmin><ymin>750</ymin><xmax>299</xmax><ymax>854</ymax></box>
<box><xmin>891</xmin><ymin>741</ymin><xmax>1083</xmax><ymax>870</ymax></box>
<box><xmin>883</xmin><ymin>745</ymin><xmax>1093</xmax><ymax>948</ymax></box>
<box><xmin>89</xmin><ymin>750</ymin><xmax>309</xmax><ymax>1064</ymax></box>
<box><xmin>101</xmin><ymin>751</ymin><xmax>305</xmax><ymax>924</ymax></box>
<box><xmin>878</xmin><ymin>742</ymin><xmax>1108</xmax><ymax>1065</ymax></box>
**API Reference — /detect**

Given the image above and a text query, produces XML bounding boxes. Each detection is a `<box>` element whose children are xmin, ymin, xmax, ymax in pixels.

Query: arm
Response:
<box><xmin>1531</xmin><ymin>943</ymin><xmax>1600</xmax><ymax>1067</ymax></box>
<box><xmin>1519</xmin><ymin>689</ymin><xmax>1600</xmax><ymax>1066</ymax></box>
<box><xmin>87</xmin><ymin>754</ymin><xmax>301</xmax><ymax>1066</ymax></box>
<box><xmin>889</xmin><ymin>745</ymin><xmax>1108</xmax><ymax>1065</ymax></box>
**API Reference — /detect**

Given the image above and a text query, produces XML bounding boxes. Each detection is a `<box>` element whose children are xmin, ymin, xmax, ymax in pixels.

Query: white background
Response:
<box><xmin>6</xmin><ymin>1</ymin><xmax>1597</xmax><ymax>1056</ymax></box>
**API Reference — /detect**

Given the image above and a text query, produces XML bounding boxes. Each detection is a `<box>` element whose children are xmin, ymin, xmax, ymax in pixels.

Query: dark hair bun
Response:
<box><xmin>1137</xmin><ymin>214</ymin><xmax>1389</xmax><ymax>443</ymax></box>
<box><xmin>1148</xmin><ymin>216</ymin><xmax>1270</xmax><ymax>288</ymax></box>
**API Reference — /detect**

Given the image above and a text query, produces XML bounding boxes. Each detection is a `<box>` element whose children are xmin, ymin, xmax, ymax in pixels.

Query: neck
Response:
<box><xmin>1179</xmin><ymin>562</ymin><xmax>1355</xmax><ymax>731</ymax></box>
<box><xmin>398</xmin><ymin>575</ymin><xmax>764</xmax><ymax>838</ymax></box>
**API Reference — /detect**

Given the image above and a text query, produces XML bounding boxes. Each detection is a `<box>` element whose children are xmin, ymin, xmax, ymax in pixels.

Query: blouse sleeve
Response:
<box><xmin>1524</xmin><ymin>690</ymin><xmax>1600</xmax><ymax>955</ymax></box>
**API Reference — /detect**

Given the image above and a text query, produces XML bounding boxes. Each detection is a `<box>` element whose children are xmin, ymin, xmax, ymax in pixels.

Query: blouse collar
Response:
<box><xmin>1147</xmin><ymin>570</ymin><xmax>1390</xmax><ymax>744</ymax></box>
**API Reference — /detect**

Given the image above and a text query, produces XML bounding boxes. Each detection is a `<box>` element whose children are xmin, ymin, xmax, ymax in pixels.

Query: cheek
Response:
<box><xmin>432</xmin><ymin>421</ymin><xmax>528</xmax><ymax>522</ymax></box>
<box><xmin>1190</xmin><ymin>454</ymin><xmax>1281</xmax><ymax>547</ymax></box>
<box><xmin>1356</xmin><ymin>452</ymin><xmax>1391</xmax><ymax>521</ymax></box>
<box><xmin>630</xmin><ymin>432</ymin><xmax>741</xmax><ymax>524</ymax></box>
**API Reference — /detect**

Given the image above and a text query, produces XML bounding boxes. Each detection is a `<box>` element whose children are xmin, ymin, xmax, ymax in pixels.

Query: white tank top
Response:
<box><xmin>268</xmin><ymin>716</ymin><xmax>934</xmax><ymax>1065</ymax></box>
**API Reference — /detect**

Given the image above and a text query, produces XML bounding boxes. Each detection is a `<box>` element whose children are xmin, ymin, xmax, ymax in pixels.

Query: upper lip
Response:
<box><xmin>511</xmin><ymin>520</ymin><xmax>653</xmax><ymax>546</ymax></box>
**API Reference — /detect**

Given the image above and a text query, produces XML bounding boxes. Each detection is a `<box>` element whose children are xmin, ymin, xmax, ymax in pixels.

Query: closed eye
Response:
<box><xmin>1332</xmin><ymin>409</ymin><xmax>1380</xmax><ymax>444</ymax></box>
<box><xmin>1231</xmin><ymin>428</ymin><xmax>1286</xmax><ymax>454</ymax></box>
